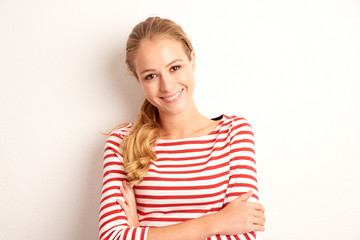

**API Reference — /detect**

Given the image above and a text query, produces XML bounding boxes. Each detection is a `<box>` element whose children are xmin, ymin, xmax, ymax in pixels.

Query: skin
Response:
<box><xmin>117</xmin><ymin>37</ymin><xmax>266</xmax><ymax>239</ymax></box>
<box><xmin>133</xmin><ymin>37</ymin><xmax>219</xmax><ymax>140</ymax></box>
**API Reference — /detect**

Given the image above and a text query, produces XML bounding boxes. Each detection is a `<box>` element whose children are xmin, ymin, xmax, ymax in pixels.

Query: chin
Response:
<box><xmin>161</xmin><ymin>102</ymin><xmax>189</xmax><ymax>116</ymax></box>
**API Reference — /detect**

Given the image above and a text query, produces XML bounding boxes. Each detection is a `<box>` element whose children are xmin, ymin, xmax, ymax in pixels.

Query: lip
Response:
<box><xmin>160</xmin><ymin>88</ymin><xmax>184</xmax><ymax>103</ymax></box>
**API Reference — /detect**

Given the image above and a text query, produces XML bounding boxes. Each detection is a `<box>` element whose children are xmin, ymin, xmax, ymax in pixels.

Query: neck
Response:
<box><xmin>158</xmin><ymin>103</ymin><xmax>211</xmax><ymax>140</ymax></box>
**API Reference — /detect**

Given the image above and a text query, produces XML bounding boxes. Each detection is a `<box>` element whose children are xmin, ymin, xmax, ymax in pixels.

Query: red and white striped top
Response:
<box><xmin>99</xmin><ymin>114</ymin><xmax>259</xmax><ymax>240</ymax></box>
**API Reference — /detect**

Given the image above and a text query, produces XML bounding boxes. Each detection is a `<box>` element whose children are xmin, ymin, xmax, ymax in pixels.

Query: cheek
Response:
<box><xmin>141</xmin><ymin>84</ymin><xmax>157</xmax><ymax>98</ymax></box>
<box><xmin>183</xmin><ymin>71</ymin><xmax>195</xmax><ymax>89</ymax></box>
<box><xmin>179</xmin><ymin>69</ymin><xmax>194</xmax><ymax>84</ymax></box>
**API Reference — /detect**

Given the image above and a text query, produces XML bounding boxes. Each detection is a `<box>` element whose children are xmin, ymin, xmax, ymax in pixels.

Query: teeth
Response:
<box><xmin>164</xmin><ymin>90</ymin><xmax>181</xmax><ymax>100</ymax></box>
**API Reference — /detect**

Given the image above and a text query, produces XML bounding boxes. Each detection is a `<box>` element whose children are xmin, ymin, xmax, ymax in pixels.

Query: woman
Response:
<box><xmin>99</xmin><ymin>17</ymin><xmax>265</xmax><ymax>240</ymax></box>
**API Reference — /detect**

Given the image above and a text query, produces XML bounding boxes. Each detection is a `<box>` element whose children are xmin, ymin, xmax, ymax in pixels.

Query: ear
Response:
<box><xmin>190</xmin><ymin>51</ymin><xmax>196</xmax><ymax>72</ymax></box>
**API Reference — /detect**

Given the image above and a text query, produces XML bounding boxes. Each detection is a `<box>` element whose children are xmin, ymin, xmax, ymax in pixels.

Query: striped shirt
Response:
<box><xmin>99</xmin><ymin>114</ymin><xmax>259</xmax><ymax>240</ymax></box>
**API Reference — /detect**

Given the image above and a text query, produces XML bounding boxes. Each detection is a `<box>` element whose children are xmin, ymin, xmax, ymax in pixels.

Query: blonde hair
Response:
<box><xmin>120</xmin><ymin>17</ymin><xmax>194</xmax><ymax>186</ymax></box>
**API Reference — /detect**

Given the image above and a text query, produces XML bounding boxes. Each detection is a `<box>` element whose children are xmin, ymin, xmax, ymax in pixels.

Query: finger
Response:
<box><xmin>252</xmin><ymin>209</ymin><xmax>266</xmax><ymax>222</ymax></box>
<box><xmin>254</xmin><ymin>203</ymin><xmax>265</xmax><ymax>213</ymax></box>
<box><xmin>252</xmin><ymin>208</ymin><xmax>266</xmax><ymax>220</ymax></box>
<box><xmin>237</xmin><ymin>190</ymin><xmax>253</xmax><ymax>202</ymax></box>
<box><xmin>123</xmin><ymin>181</ymin><xmax>136</xmax><ymax>202</ymax></box>
<box><xmin>250</xmin><ymin>216</ymin><xmax>265</xmax><ymax>226</ymax></box>
<box><xmin>252</xmin><ymin>224</ymin><xmax>265</xmax><ymax>232</ymax></box>
<box><xmin>124</xmin><ymin>181</ymin><xmax>136</xmax><ymax>196</ymax></box>
<box><xmin>116</xmin><ymin>198</ymin><xmax>129</xmax><ymax>213</ymax></box>
<box><xmin>123</xmin><ymin>180</ymin><xmax>130</xmax><ymax>191</ymax></box>
<box><xmin>120</xmin><ymin>184</ymin><xmax>133</xmax><ymax>208</ymax></box>
<box><xmin>246</xmin><ymin>202</ymin><xmax>265</xmax><ymax>213</ymax></box>
<box><xmin>123</xmin><ymin>181</ymin><xmax>137</xmax><ymax>209</ymax></box>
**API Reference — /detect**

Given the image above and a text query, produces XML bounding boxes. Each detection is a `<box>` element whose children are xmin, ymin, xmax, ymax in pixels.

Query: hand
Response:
<box><xmin>116</xmin><ymin>180</ymin><xmax>140</xmax><ymax>227</ymax></box>
<box><xmin>215</xmin><ymin>190</ymin><xmax>266</xmax><ymax>235</ymax></box>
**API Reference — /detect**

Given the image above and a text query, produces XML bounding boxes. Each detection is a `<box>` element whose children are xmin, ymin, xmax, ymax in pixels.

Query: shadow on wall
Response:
<box><xmin>106</xmin><ymin>41</ymin><xmax>144</xmax><ymax>125</ymax></box>
<box><xmin>72</xmin><ymin>38</ymin><xmax>144</xmax><ymax>240</ymax></box>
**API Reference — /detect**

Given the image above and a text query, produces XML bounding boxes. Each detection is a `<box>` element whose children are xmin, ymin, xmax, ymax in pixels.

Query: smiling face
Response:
<box><xmin>132</xmin><ymin>37</ymin><xmax>196</xmax><ymax>117</ymax></box>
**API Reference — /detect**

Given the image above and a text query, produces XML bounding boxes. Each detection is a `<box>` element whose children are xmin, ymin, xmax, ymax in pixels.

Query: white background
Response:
<box><xmin>1</xmin><ymin>0</ymin><xmax>359</xmax><ymax>239</ymax></box>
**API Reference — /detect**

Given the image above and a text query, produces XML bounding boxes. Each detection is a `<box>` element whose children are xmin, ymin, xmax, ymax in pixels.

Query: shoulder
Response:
<box><xmin>104</xmin><ymin>123</ymin><xmax>133</xmax><ymax>151</ymax></box>
<box><xmin>221</xmin><ymin>114</ymin><xmax>253</xmax><ymax>131</ymax></box>
<box><xmin>220</xmin><ymin>114</ymin><xmax>254</xmax><ymax>141</ymax></box>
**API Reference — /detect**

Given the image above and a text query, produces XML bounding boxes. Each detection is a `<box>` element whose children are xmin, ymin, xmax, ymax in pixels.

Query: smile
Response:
<box><xmin>161</xmin><ymin>89</ymin><xmax>183</xmax><ymax>103</ymax></box>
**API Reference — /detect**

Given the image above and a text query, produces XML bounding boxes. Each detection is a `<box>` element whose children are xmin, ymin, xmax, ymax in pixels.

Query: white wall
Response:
<box><xmin>1</xmin><ymin>0</ymin><xmax>359</xmax><ymax>239</ymax></box>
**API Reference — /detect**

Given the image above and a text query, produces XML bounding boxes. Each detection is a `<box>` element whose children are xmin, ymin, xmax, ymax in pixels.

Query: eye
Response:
<box><xmin>144</xmin><ymin>74</ymin><xmax>156</xmax><ymax>80</ymax></box>
<box><xmin>170</xmin><ymin>65</ymin><xmax>181</xmax><ymax>72</ymax></box>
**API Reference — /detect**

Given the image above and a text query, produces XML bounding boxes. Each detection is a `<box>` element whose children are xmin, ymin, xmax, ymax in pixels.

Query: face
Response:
<box><xmin>132</xmin><ymin>37</ymin><xmax>196</xmax><ymax>117</ymax></box>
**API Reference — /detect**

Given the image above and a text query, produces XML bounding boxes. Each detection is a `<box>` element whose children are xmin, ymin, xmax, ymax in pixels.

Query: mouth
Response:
<box><xmin>161</xmin><ymin>88</ymin><xmax>184</xmax><ymax>103</ymax></box>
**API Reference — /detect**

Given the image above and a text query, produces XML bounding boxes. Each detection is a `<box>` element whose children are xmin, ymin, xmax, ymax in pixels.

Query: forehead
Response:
<box><xmin>133</xmin><ymin>38</ymin><xmax>187</xmax><ymax>71</ymax></box>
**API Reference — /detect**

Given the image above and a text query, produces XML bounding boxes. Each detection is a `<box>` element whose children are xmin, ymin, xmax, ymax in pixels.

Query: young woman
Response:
<box><xmin>99</xmin><ymin>17</ymin><xmax>265</xmax><ymax>240</ymax></box>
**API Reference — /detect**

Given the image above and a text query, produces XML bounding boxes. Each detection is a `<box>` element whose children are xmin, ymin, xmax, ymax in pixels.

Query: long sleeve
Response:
<box><xmin>99</xmin><ymin>126</ymin><xmax>149</xmax><ymax>240</ymax></box>
<box><xmin>225</xmin><ymin>117</ymin><xmax>259</xmax><ymax>204</ymax></box>
<box><xmin>209</xmin><ymin>117</ymin><xmax>259</xmax><ymax>240</ymax></box>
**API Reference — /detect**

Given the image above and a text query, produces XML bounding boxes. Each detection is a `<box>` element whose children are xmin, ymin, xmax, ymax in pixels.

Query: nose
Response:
<box><xmin>159</xmin><ymin>73</ymin><xmax>175</xmax><ymax>92</ymax></box>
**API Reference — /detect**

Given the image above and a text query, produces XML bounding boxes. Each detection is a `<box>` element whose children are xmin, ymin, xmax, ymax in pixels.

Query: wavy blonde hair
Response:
<box><xmin>119</xmin><ymin>17</ymin><xmax>194</xmax><ymax>186</ymax></box>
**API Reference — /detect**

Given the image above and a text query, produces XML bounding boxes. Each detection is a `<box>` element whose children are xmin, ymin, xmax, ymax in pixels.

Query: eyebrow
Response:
<box><xmin>139</xmin><ymin>59</ymin><xmax>183</xmax><ymax>75</ymax></box>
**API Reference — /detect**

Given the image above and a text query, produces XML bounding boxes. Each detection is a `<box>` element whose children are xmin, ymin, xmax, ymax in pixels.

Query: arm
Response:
<box><xmin>99</xmin><ymin>127</ymin><xmax>149</xmax><ymax>240</ymax></box>
<box><xmin>116</xmin><ymin>118</ymin><xmax>265</xmax><ymax>240</ymax></box>
<box><xmin>119</xmin><ymin>183</ymin><xmax>264</xmax><ymax>240</ymax></box>
<box><xmin>220</xmin><ymin>117</ymin><xmax>265</xmax><ymax>239</ymax></box>
<box><xmin>146</xmin><ymin>191</ymin><xmax>264</xmax><ymax>240</ymax></box>
<box><xmin>117</xmin><ymin>183</ymin><xmax>264</xmax><ymax>240</ymax></box>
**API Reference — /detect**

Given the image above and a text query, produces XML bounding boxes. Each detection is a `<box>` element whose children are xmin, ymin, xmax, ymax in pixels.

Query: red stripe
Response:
<box><xmin>228</xmin><ymin>182</ymin><xmax>258</xmax><ymax>191</ymax></box>
<box><xmin>104</xmin><ymin>147</ymin><xmax>121</xmax><ymax>157</ymax></box>
<box><xmin>136</xmin><ymin>198</ymin><xmax>224</xmax><ymax>208</ymax></box>
<box><xmin>103</xmin><ymin>177</ymin><xmax>125</xmax><ymax>187</ymax></box>
<box><xmin>131</xmin><ymin>227</ymin><xmax>136</xmax><ymax>240</ymax></box>
<box><xmin>230</xmin><ymin>147</ymin><xmax>255</xmax><ymax>155</ymax></box>
<box><xmin>155</xmin><ymin>142</ymin><xmax>230</xmax><ymax>154</ymax></box>
<box><xmin>142</xmin><ymin>170</ymin><xmax>229</xmax><ymax>182</ymax></box>
<box><xmin>231</xmin><ymin>122</ymin><xmax>252</xmax><ymax>133</ymax></box>
<box><xmin>99</xmin><ymin>216</ymin><xmax>126</xmax><ymax>236</ymax></box>
<box><xmin>230</xmin><ymin>130</ymin><xmax>253</xmax><ymax>142</ymax></box>
<box><xmin>103</xmin><ymin>161</ymin><xmax>122</xmax><ymax>168</ymax></box>
<box><xmin>232</xmin><ymin>138</ymin><xmax>254</xmax><ymax>145</ymax></box>
<box><xmin>136</xmin><ymin>189</ymin><xmax>226</xmax><ymax>200</ymax></box>
<box><xmin>230</xmin><ymin>173</ymin><xmax>257</xmax><ymax>183</ymax></box>
<box><xmin>154</xmin><ymin>150</ymin><xmax>230</xmax><ymax>163</ymax></box>
<box><xmin>122</xmin><ymin>228</ymin><xmax>130</xmax><ymax>238</ymax></box>
<box><xmin>103</xmin><ymin>169</ymin><xmax>127</xmax><ymax>178</ymax></box>
<box><xmin>106</xmin><ymin>139</ymin><xmax>121</xmax><ymax>147</ymax></box>
<box><xmin>135</xmin><ymin>179</ymin><xmax>228</xmax><ymax>191</ymax></box>
<box><xmin>99</xmin><ymin>201</ymin><xmax>118</xmax><ymax>214</ymax></box>
<box><xmin>147</xmin><ymin>161</ymin><xmax>229</xmax><ymax>175</ymax></box>
<box><xmin>152</xmin><ymin>152</ymin><xmax>230</xmax><ymax>168</ymax></box>
<box><xmin>140</xmin><ymin>217</ymin><xmax>192</xmax><ymax>222</ymax></box>
<box><xmin>156</xmin><ymin>136</ymin><xmax>221</xmax><ymax>146</ymax></box>
<box><xmin>101</xmin><ymin>185</ymin><xmax>120</xmax><ymax>195</ymax></box>
<box><xmin>100</xmin><ymin>224</ymin><xmax>125</xmax><ymax>240</ymax></box>
<box><xmin>140</xmin><ymin>227</ymin><xmax>146</xmax><ymax>239</ymax></box>
<box><xmin>244</xmin><ymin>233</ymin><xmax>251</xmax><ymax>240</ymax></box>
<box><xmin>104</xmin><ymin>153</ymin><xmax>117</xmax><ymax>160</ymax></box>
<box><xmin>137</xmin><ymin>206</ymin><xmax>221</xmax><ymax>216</ymax></box>
<box><xmin>230</xmin><ymin>164</ymin><xmax>256</xmax><ymax>173</ymax></box>
<box><xmin>231</xmin><ymin>156</ymin><xmax>255</xmax><ymax>164</ymax></box>
<box><xmin>99</xmin><ymin>208</ymin><xmax>123</xmax><ymax>222</ymax></box>
<box><xmin>155</xmin><ymin>138</ymin><xmax>228</xmax><ymax>153</ymax></box>
<box><xmin>100</xmin><ymin>192</ymin><xmax>121</xmax><ymax>203</ymax></box>
<box><xmin>227</xmin><ymin>192</ymin><xmax>259</xmax><ymax>201</ymax></box>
